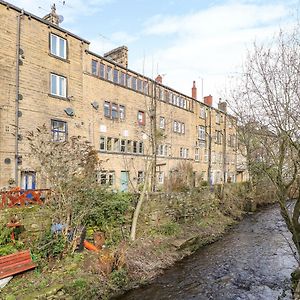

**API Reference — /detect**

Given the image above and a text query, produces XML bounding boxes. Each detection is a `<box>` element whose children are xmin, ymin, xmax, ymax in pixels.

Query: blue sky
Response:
<box><xmin>8</xmin><ymin>0</ymin><xmax>298</xmax><ymax>102</ymax></box>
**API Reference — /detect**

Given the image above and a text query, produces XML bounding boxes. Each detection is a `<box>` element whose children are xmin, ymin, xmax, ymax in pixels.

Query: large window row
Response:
<box><xmin>91</xmin><ymin>60</ymin><xmax>192</xmax><ymax>111</ymax></box>
<box><xmin>91</xmin><ymin>60</ymin><xmax>149</xmax><ymax>94</ymax></box>
<box><xmin>100</xmin><ymin>136</ymin><xmax>144</xmax><ymax>154</ymax></box>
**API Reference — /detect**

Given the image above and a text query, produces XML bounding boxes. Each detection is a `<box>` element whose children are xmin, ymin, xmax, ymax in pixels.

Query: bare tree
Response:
<box><xmin>27</xmin><ymin>125</ymin><xmax>101</xmax><ymax>251</ymax></box>
<box><xmin>229</xmin><ymin>29</ymin><xmax>300</xmax><ymax>261</ymax></box>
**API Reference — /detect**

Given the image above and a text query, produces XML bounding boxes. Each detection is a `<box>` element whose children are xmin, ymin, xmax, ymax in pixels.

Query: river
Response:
<box><xmin>118</xmin><ymin>204</ymin><xmax>297</xmax><ymax>300</ymax></box>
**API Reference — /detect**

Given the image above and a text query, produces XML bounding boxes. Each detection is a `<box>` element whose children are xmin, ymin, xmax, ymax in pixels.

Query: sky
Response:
<box><xmin>7</xmin><ymin>0</ymin><xmax>299</xmax><ymax>103</ymax></box>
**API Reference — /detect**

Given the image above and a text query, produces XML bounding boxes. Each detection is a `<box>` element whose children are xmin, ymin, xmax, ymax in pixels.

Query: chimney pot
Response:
<box><xmin>155</xmin><ymin>75</ymin><xmax>162</xmax><ymax>84</ymax></box>
<box><xmin>204</xmin><ymin>94</ymin><xmax>213</xmax><ymax>106</ymax></box>
<box><xmin>192</xmin><ymin>80</ymin><xmax>197</xmax><ymax>100</ymax></box>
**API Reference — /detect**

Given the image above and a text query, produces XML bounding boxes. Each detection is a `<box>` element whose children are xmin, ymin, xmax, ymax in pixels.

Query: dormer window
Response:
<box><xmin>50</xmin><ymin>33</ymin><xmax>67</xmax><ymax>59</ymax></box>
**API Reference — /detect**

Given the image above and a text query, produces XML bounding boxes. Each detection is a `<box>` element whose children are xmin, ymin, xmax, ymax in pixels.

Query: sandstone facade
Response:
<box><xmin>0</xmin><ymin>0</ymin><xmax>238</xmax><ymax>191</ymax></box>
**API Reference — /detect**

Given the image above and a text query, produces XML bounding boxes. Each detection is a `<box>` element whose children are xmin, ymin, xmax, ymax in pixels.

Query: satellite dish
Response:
<box><xmin>58</xmin><ymin>15</ymin><xmax>64</xmax><ymax>24</ymax></box>
<box><xmin>64</xmin><ymin>107</ymin><xmax>75</xmax><ymax>117</ymax></box>
<box><xmin>91</xmin><ymin>101</ymin><xmax>99</xmax><ymax>110</ymax></box>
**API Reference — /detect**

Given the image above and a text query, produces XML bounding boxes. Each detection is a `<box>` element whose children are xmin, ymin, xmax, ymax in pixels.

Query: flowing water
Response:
<box><xmin>118</xmin><ymin>204</ymin><xmax>297</xmax><ymax>300</ymax></box>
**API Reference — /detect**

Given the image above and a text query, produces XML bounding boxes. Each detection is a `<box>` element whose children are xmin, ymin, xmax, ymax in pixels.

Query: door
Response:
<box><xmin>120</xmin><ymin>171</ymin><xmax>129</xmax><ymax>192</ymax></box>
<box><xmin>21</xmin><ymin>171</ymin><xmax>36</xmax><ymax>190</ymax></box>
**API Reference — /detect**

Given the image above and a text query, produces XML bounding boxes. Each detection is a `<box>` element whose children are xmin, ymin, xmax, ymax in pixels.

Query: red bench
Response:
<box><xmin>0</xmin><ymin>250</ymin><xmax>36</xmax><ymax>279</ymax></box>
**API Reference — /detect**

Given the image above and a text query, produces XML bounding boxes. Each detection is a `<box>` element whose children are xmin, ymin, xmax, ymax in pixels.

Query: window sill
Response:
<box><xmin>48</xmin><ymin>94</ymin><xmax>69</xmax><ymax>101</ymax></box>
<box><xmin>48</xmin><ymin>53</ymin><xmax>70</xmax><ymax>63</ymax></box>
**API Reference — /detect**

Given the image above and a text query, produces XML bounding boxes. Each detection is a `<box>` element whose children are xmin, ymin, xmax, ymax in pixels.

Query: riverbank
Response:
<box><xmin>0</xmin><ymin>183</ymin><xmax>277</xmax><ymax>299</ymax></box>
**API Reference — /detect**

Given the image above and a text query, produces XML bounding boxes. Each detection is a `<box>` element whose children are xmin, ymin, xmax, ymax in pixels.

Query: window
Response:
<box><xmin>173</xmin><ymin>121</ymin><xmax>185</xmax><ymax>134</ymax></box>
<box><xmin>159</xmin><ymin>116</ymin><xmax>165</xmax><ymax>129</ymax></box>
<box><xmin>98</xmin><ymin>171</ymin><xmax>115</xmax><ymax>186</ymax></box>
<box><xmin>195</xmin><ymin>148</ymin><xmax>200</xmax><ymax>161</ymax></box>
<box><xmin>120</xmin><ymin>139</ymin><xmax>126</xmax><ymax>152</ymax></box>
<box><xmin>106</xmin><ymin>66</ymin><xmax>112</xmax><ymax>81</ymax></box>
<box><xmin>50</xmin><ymin>73</ymin><xmax>66</xmax><ymax>98</ymax></box>
<box><xmin>107</xmin><ymin>137</ymin><xmax>112</xmax><ymax>151</ymax></box>
<box><xmin>137</xmin><ymin>79</ymin><xmax>142</xmax><ymax>92</ymax></box>
<box><xmin>113</xmin><ymin>69</ymin><xmax>119</xmax><ymax>83</ymax></box>
<box><xmin>104</xmin><ymin>101</ymin><xmax>111</xmax><ymax>117</ymax></box>
<box><xmin>157</xmin><ymin>144</ymin><xmax>168</xmax><ymax>157</ymax></box>
<box><xmin>126</xmin><ymin>74</ymin><xmax>131</xmax><ymax>88</ymax></box>
<box><xmin>127</xmin><ymin>140</ymin><xmax>132</xmax><ymax>153</ymax></box>
<box><xmin>198</xmin><ymin>126</ymin><xmax>206</xmax><ymax>141</ymax></box>
<box><xmin>215</xmin><ymin>130</ymin><xmax>222</xmax><ymax>144</ymax></box>
<box><xmin>100</xmin><ymin>136</ymin><xmax>106</xmax><ymax>151</ymax></box>
<box><xmin>51</xmin><ymin>120</ymin><xmax>67</xmax><ymax>142</ymax></box>
<box><xmin>157</xmin><ymin>171</ymin><xmax>164</xmax><ymax>184</ymax></box>
<box><xmin>143</xmin><ymin>81</ymin><xmax>149</xmax><ymax>94</ymax></box>
<box><xmin>103</xmin><ymin>101</ymin><xmax>125</xmax><ymax>120</ymax></box>
<box><xmin>113</xmin><ymin>138</ymin><xmax>120</xmax><ymax>152</ymax></box>
<box><xmin>100</xmin><ymin>63</ymin><xmax>105</xmax><ymax>78</ymax></box>
<box><xmin>138</xmin><ymin>111</ymin><xmax>145</xmax><ymax>125</ymax></box>
<box><xmin>137</xmin><ymin>171</ymin><xmax>144</xmax><ymax>184</ymax></box>
<box><xmin>132</xmin><ymin>77</ymin><xmax>137</xmax><ymax>90</ymax></box>
<box><xmin>138</xmin><ymin>142</ymin><xmax>144</xmax><ymax>154</ymax></box>
<box><xmin>111</xmin><ymin>103</ymin><xmax>118</xmax><ymax>119</ymax></box>
<box><xmin>133</xmin><ymin>141</ymin><xmax>138</xmax><ymax>153</ymax></box>
<box><xmin>92</xmin><ymin>60</ymin><xmax>98</xmax><ymax>75</ymax></box>
<box><xmin>180</xmin><ymin>148</ymin><xmax>189</xmax><ymax>158</ymax></box>
<box><xmin>50</xmin><ymin>33</ymin><xmax>66</xmax><ymax>59</ymax></box>
<box><xmin>120</xmin><ymin>72</ymin><xmax>126</xmax><ymax>86</ymax></box>
<box><xmin>119</xmin><ymin>105</ymin><xmax>125</xmax><ymax>120</ymax></box>
<box><xmin>200</xmin><ymin>106</ymin><xmax>206</xmax><ymax>119</ymax></box>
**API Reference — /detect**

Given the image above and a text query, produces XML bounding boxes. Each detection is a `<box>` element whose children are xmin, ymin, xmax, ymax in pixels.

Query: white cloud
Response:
<box><xmin>135</xmin><ymin>1</ymin><xmax>295</xmax><ymax>101</ymax></box>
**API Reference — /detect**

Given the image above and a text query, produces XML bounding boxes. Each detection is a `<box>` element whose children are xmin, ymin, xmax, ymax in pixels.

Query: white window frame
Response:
<box><xmin>50</xmin><ymin>73</ymin><xmax>66</xmax><ymax>98</ymax></box>
<box><xmin>157</xmin><ymin>171</ymin><xmax>164</xmax><ymax>184</ymax></box>
<box><xmin>50</xmin><ymin>33</ymin><xmax>67</xmax><ymax>59</ymax></box>
<box><xmin>159</xmin><ymin>116</ymin><xmax>165</xmax><ymax>129</ymax></box>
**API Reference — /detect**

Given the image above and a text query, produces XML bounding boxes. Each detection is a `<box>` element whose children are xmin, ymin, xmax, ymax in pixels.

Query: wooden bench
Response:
<box><xmin>0</xmin><ymin>250</ymin><xmax>36</xmax><ymax>279</ymax></box>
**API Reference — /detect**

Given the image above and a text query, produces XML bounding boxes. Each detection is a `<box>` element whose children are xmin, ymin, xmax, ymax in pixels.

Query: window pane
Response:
<box><xmin>59</xmin><ymin>76</ymin><xmax>66</xmax><ymax>97</ymax></box>
<box><xmin>104</xmin><ymin>101</ymin><xmax>110</xmax><ymax>117</ymax></box>
<box><xmin>106</xmin><ymin>66</ymin><xmax>112</xmax><ymax>81</ymax></box>
<box><xmin>119</xmin><ymin>105</ymin><xmax>125</xmax><ymax>120</ymax></box>
<box><xmin>59</xmin><ymin>37</ymin><xmax>66</xmax><ymax>58</ymax></box>
<box><xmin>132</xmin><ymin>77</ymin><xmax>137</xmax><ymax>90</ymax></box>
<box><xmin>92</xmin><ymin>60</ymin><xmax>97</xmax><ymax>75</ymax></box>
<box><xmin>51</xmin><ymin>74</ymin><xmax>57</xmax><ymax>95</ymax></box>
<box><xmin>51</xmin><ymin>34</ymin><xmax>57</xmax><ymax>55</ymax></box>
<box><xmin>127</xmin><ymin>75</ymin><xmax>131</xmax><ymax>88</ymax></box>
<box><xmin>120</xmin><ymin>72</ymin><xmax>125</xmax><ymax>86</ymax></box>
<box><xmin>111</xmin><ymin>104</ymin><xmax>118</xmax><ymax>119</ymax></box>
<box><xmin>100</xmin><ymin>63</ymin><xmax>105</xmax><ymax>78</ymax></box>
<box><xmin>113</xmin><ymin>69</ymin><xmax>119</xmax><ymax>83</ymax></box>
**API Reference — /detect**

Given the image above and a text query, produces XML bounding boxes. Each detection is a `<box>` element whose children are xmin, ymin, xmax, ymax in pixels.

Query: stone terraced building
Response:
<box><xmin>0</xmin><ymin>0</ymin><xmax>239</xmax><ymax>191</ymax></box>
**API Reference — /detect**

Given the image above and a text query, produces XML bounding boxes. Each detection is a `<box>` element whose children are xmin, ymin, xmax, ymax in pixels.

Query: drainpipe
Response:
<box><xmin>207</xmin><ymin>108</ymin><xmax>212</xmax><ymax>190</ymax></box>
<box><xmin>15</xmin><ymin>10</ymin><xmax>24</xmax><ymax>186</ymax></box>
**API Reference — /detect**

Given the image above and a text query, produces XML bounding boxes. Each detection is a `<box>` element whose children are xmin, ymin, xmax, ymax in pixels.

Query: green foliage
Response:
<box><xmin>109</xmin><ymin>268</ymin><xmax>128</xmax><ymax>289</ymax></box>
<box><xmin>72</xmin><ymin>278</ymin><xmax>87</xmax><ymax>289</ymax></box>
<box><xmin>0</xmin><ymin>224</ymin><xmax>24</xmax><ymax>256</ymax></box>
<box><xmin>151</xmin><ymin>222</ymin><xmax>180</xmax><ymax>236</ymax></box>
<box><xmin>83</xmin><ymin>190</ymin><xmax>132</xmax><ymax>230</ymax></box>
<box><xmin>34</xmin><ymin>230</ymin><xmax>66</xmax><ymax>259</ymax></box>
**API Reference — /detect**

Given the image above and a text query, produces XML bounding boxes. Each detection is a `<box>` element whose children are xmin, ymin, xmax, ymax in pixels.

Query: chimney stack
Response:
<box><xmin>155</xmin><ymin>75</ymin><xmax>162</xmax><ymax>84</ymax></box>
<box><xmin>104</xmin><ymin>46</ymin><xmax>128</xmax><ymax>68</ymax></box>
<box><xmin>204</xmin><ymin>95</ymin><xmax>213</xmax><ymax>106</ymax></box>
<box><xmin>192</xmin><ymin>81</ymin><xmax>197</xmax><ymax>100</ymax></box>
<box><xmin>218</xmin><ymin>98</ymin><xmax>227</xmax><ymax>112</ymax></box>
<box><xmin>43</xmin><ymin>4</ymin><xmax>60</xmax><ymax>26</ymax></box>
